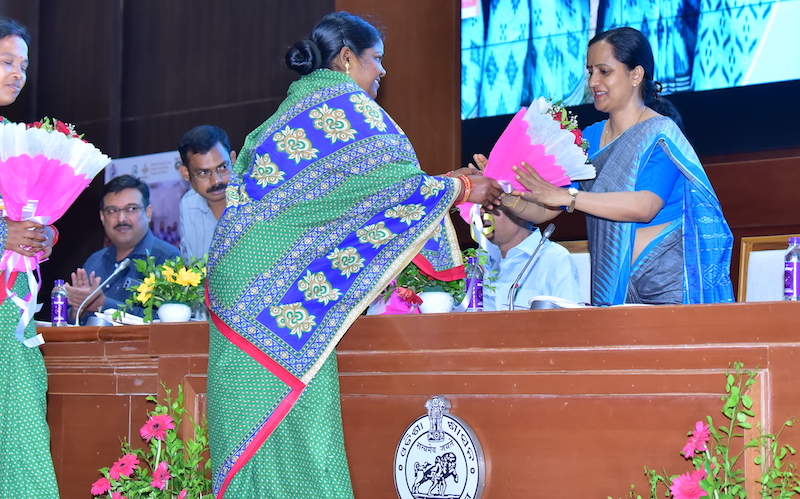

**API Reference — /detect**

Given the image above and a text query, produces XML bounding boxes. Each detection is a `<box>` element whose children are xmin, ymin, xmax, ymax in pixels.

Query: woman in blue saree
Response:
<box><xmin>504</xmin><ymin>27</ymin><xmax>733</xmax><ymax>305</ymax></box>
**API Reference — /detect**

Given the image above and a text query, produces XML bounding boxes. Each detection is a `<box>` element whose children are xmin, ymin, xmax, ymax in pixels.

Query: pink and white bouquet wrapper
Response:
<box><xmin>459</xmin><ymin>97</ymin><xmax>595</xmax><ymax>227</ymax></box>
<box><xmin>0</xmin><ymin>121</ymin><xmax>111</xmax><ymax>345</ymax></box>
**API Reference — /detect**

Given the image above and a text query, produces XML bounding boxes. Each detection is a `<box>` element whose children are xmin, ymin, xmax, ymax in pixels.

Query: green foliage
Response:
<box><xmin>93</xmin><ymin>384</ymin><xmax>213</xmax><ymax>498</ymax></box>
<box><xmin>613</xmin><ymin>362</ymin><xmax>800</xmax><ymax>499</ymax></box>
<box><xmin>388</xmin><ymin>261</ymin><xmax>466</xmax><ymax>302</ymax></box>
<box><xmin>386</xmin><ymin>247</ymin><xmax>494</xmax><ymax>303</ymax></box>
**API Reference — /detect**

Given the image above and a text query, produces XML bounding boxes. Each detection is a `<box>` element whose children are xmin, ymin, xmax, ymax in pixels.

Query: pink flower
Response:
<box><xmin>177</xmin><ymin>490</ymin><xmax>188</xmax><ymax>499</ymax></box>
<box><xmin>682</xmin><ymin>421</ymin><xmax>711</xmax><ymax>457</ymax></box>
<box><xmin>109</xmin><ymin>453</ymin><xmax>139</xmax><ymax>479</ymax></box>
<box><xmin>111</xmin><ymin>492</ymin><xmax>126</xmax><ymax>499</ymax></box>
<box><xmin>151</xmin><ymin>460</ymin><xmax>171</xmax><ymax>490</ymax></box>
<box><xmin>90</xmin><ymin>477</ymin><xmax>111</xmax><ymax>495</ymax></box>
<box><xmin>670</xmin><ymin>469</ymin><xmax>708</xmax><ymax>499</ymax></box>
<box><xmin>140</xmin><ymin>414</ymin><xmax>175</xmax><ymax>441</ymax></box>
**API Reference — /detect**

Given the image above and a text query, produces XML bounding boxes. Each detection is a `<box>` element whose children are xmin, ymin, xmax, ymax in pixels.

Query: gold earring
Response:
<box><xmin>633</xmin><ymin>83</ymin><xmax>638</xmax><ymax>87</ymax></box>
<box><xmin>345</xmin><ymin>61</ymin><xmax>350</xmax><ymax>76</ymax></box>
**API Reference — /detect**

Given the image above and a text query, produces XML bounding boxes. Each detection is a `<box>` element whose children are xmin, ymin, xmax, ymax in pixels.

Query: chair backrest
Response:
<box><xmin>738</xmin><ymin>234</ymin><xmax>800</xmax><ymax>302</ymax></box>
<box><xmin>559</xmin><ymin>240</ymin><xmax>591</xmax><ymax>304</ymax></box>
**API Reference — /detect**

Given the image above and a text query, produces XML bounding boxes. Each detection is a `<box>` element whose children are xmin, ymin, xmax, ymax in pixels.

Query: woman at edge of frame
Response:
<box><xmin>0</xmin><ymin>16</ymin><xmax>60</xmax><ymax>499</ymax></box>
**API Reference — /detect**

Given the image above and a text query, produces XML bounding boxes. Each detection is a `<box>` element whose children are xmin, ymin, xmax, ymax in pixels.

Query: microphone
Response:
<box><xmin>74</xmin><ymin>258</ymin><xmax>131</xmax><ymax>326</ymax></box>
<box><xmin>507</xmin><ymin>223</ymin><xmax>555</xmax><ymax>311</ymax></box>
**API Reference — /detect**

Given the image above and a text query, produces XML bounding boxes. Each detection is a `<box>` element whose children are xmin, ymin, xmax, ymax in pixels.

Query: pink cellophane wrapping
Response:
<box><xmin>459</xmin><ymin>97</ymin><xmax>595</xmax><ymax>223</ymax></box>
<box><xmin>0</xmin><ymin>122</ymin><xmax>111</xmax><ymax>272</ymax></box>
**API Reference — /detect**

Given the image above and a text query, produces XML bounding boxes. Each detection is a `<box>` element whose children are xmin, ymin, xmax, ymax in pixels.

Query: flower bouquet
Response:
<box><xmin>115</xmin><ymin>255</ymin><xmax>206</xmax><ymax>323</ymax></box>
<box><xmin>612</xmin><ymin>362</ymin><xmax>800</xmax><ymax>499</ymax></box>
<box><xmin>458</xmin><ymin>98</ymin><xmax>593</xmax><ymax>231</ymax></box>
<box><xmin>0</xmin><ymin>117</ymin><xmax>110</xmax><ymax>345</ymax></box>
<box><xmin>485</xmin><ymin>97</ymin><xmax>593</xmax><ymax>189</ymax></box>
<box><xmin>91</xmin><ymin>385</ymin><xmax>213</xmax><ymax>499</ymax></box>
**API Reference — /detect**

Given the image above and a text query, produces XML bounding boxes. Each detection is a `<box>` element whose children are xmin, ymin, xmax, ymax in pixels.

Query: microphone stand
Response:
<box><xmin>507</xmin><ymin>223</ymin><xmax>555</xmax><ymax>311</ymax></box>
<box><xmin>74</xmin><ymin>258</ymin><xmax>131</xmax><ymax>326</ymax></box>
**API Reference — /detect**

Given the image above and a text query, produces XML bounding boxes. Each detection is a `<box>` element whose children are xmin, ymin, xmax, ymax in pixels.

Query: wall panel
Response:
<box><xmin>335</xmin><ymin>0</ymin><xmax>461</xmax><ymax>175</ymax></box>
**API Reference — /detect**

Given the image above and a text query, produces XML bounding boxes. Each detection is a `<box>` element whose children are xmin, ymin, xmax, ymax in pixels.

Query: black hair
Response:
<box><xmin>100</xmin><ymin>174</ymin><xmax>150</xmax><ymax>209</ymax></box>
<box><xmin>0</xmin><ymin>17</ymin><xmax>30</xmax><ymax>45</ymax></box>
<box><xmin>589</xmin><ymin>27</ymin><xmax>684</xmax><ymax>130</ymax></box>
<box><xmin>178</xmin><ymin>125</ymin><xmax>232</xmax><ymax>168</ymax></box>
<box><xmin>285</xmin><ymin>11</ymin><xmax>383</xmax><ymax>76</ymax></box>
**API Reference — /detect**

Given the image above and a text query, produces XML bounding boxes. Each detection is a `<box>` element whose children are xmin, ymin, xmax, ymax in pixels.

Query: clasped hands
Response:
<box><xmin>64</xmin><ymin>268</ymin><xmax>105</xmax><ymax>319</ymax></box>
<box><xmin>447</xmin><ymin>159</ymin><xmax>504</xmax><ymax>208</ymax></box>
<box><xmin>3</xmin><ymin>218</ymin><xmax>53</xmax><ymax>258</ymax></box>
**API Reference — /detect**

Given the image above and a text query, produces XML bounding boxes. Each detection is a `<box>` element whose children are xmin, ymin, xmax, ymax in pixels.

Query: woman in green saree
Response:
<box><xmin>0</xmin><ymin>17</ymin><xmax>60</xmax><ymax>498</ymax></box>
<box><xmin>206</xmin><ymin>11</ymin><xmax>501</xmax><ymax>498</ymax></box>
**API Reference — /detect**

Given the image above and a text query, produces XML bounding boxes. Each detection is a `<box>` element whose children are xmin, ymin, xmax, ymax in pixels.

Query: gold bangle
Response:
<box><xmin>455</xmin><ymin>175</ymin><xmax>472</xmax><ymax>205</ymax></box>
<box><xmin>501</xmin><ymin>194</ymin><xmax>521</xmax><ymax>209</ymax></box>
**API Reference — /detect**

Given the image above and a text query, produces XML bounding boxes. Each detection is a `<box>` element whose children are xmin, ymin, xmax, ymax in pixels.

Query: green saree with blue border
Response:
<box><xmin>206</xmin><ymin>69</ymin><xmax>463</xmax><ymax>497</ymax></box>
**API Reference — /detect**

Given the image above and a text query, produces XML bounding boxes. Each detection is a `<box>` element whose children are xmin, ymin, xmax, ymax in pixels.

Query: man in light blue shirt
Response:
<box><xmin>177</xmin><ymin>126</ymin><xmax>236</xmax><ymax>261</ymax></box>
<box><xmin>482</xmin><ymin>205</ymin><xmax>582</xmax><ymax>310</ymax></box>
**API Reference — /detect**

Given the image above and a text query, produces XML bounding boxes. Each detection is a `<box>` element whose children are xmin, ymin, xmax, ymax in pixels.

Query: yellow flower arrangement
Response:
<box><xmin>117</xmin><ymin>255</ymin><xmax>206</xmax><ymax>323</ymax></box>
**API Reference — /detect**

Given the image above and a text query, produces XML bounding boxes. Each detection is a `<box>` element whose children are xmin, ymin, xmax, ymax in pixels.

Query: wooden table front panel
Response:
<box><xmin>337</xmin><ymin>303</ymin><xmax>800</xmax><ymax>498</ymax></box>
<box><xmin>40</xmin><ymin>303</ymin><xmax>800</xmax><ymax>498</ymax></box>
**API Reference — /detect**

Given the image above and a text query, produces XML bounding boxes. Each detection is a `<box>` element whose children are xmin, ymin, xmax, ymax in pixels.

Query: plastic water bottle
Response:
<box><xmin>784</xmin><ymin>237</ymin><xmax>800</xmax><ymax>301</ymax></box>
<box><xmin>466</xmin><ymin>256</ymin><xmax>483</xmax><ymax>311</ymax></box>
<box><xmin>51</xmin><ymin>279</ymin><xmax>69</xmax><ymax>326</ymax></box>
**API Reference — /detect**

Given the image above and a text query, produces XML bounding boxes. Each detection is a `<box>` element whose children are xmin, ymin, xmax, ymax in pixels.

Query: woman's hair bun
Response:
<box><xmin>285</xmin><ymin>39</ymin><xmax>322</xmax><ymax>75</ymax></box>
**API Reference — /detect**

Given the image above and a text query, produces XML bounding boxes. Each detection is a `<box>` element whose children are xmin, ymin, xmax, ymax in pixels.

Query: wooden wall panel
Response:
<box><xmin>119</xmin><ymin>1</ymin><xmax>334</xmax><ymax>156</ymax></box>
<box><xmin>335</xmin><ymin>0</ymin><xmax>461</xmax><ymax>175</ymax></box>
<box><xmin>704</xmin><ymin>149</ymin><xmax>800</xmax><ymax>293</ymax></box>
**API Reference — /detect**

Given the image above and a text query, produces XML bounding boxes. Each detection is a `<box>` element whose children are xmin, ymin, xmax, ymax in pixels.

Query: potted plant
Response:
<box><xmin>116</xmin><ymin>255</ymin><xmax>206</xmax><ymax>323</ymax></box>
<box><xmin>387</xmin><ymin>260</ymin><xmax>467</xmax><ymax>313</ymax></box>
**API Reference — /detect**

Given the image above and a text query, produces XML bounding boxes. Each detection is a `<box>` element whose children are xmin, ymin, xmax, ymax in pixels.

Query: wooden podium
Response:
<box><xmin>41</xmin><ymin>302</ymin><xmax>800</xmax><ymax>498</ymax></box>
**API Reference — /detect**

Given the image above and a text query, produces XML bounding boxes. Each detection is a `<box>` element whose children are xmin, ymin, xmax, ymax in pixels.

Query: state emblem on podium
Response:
<box><xmin>394</xmin><ymin>396</ymin><xmax>485</xmax><ymax>499</ymax></box>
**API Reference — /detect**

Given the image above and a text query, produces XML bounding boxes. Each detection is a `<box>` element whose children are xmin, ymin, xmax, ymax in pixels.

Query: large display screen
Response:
<box><xmin>461</xmin><ymin>0</ymin><xmax>800</xmax><ymax>120</ymax></box>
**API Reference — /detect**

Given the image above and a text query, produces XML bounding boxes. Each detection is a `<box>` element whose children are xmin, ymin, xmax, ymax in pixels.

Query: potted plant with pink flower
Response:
<box><xmin>91</xmin><ymin>385</ymin><xmax>212</xmax><ymax>499</ymax></box>
<box><xmin>611</xmin><ymin>362</ymin><xmax>800</xmax><ymax>499</ymax></box>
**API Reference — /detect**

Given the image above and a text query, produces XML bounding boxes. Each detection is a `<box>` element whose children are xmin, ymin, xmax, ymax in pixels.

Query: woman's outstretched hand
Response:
<box><xmin>448</xmin><ymin>165</ymin><xmax>481</xmax><ymax>177</ymax></box>
<box><xmin>466</xmin><ymin>175</ymin><xmax>503</xmax><ymax>207</ymax></box>
<box><xmin>513</xmin><ymin>162</ymin><xmax>570</xmax><ymax>209</ymax></box>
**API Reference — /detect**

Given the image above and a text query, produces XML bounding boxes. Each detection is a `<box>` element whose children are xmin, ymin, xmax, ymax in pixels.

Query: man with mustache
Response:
<box><xmin>65</xmin><ymin>175</ymin><xmax>180</xmax><ymax>322</ymax></box>
<box><xmin>177</xmin><ymin>125</ymin><xmax>236</xmax><ymax>260</ymax></box>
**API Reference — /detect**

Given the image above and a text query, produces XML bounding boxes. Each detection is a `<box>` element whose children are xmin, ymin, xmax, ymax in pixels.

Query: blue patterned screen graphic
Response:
<box><xmin>461</xmin><ymin>0</ymin><xmax>800</xmax><ymax>120</ymax></box>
